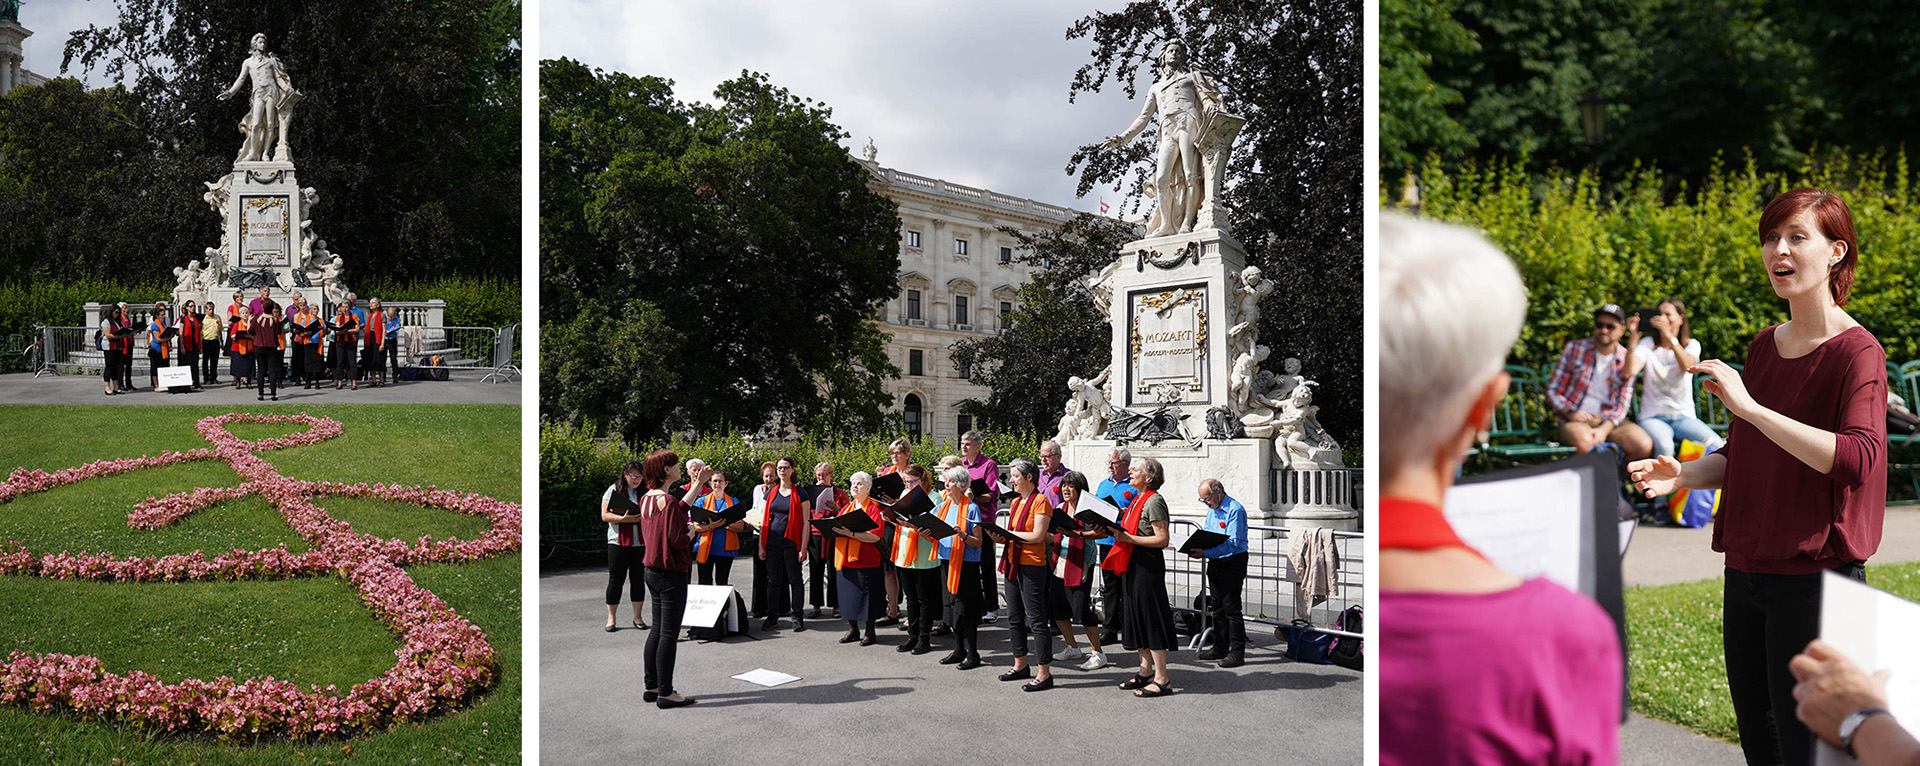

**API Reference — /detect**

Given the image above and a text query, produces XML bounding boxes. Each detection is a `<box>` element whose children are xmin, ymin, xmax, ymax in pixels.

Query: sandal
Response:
<box><xmin>1133</xmin><ymin>681</ymin><xmax>1173</xmax><ymax>698</ymax></box>
<box><xmin>1118</xmin><ymin>673</ymin><xmax>1154</xmax><ymax>691</ymax></box>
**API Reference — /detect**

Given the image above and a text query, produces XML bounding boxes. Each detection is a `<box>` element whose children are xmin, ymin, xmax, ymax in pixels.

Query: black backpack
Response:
<box><xmin>1327</xmin><ymin>605</ymin><xmax>1364</xmax><ymax>670</ymax></box>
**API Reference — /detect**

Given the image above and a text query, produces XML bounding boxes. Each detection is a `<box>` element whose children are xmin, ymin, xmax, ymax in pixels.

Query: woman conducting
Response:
<box><xmin>833</xmin><ymin>472</ymin><xmax>887</xmax><ymax>645</ymax></box>
<box><xmin>632</xmin><ymin>449</ymin><xmax>696</xmax><ymax>709</ymax></box>
<box><xmin>934</xmin><ymin>465</ymin><xmax>987</xmax><ymax>669</ymax></box>
<box><xmin>1379</xmin><ymin>213</ymin><xmax>1621</xmax><ymax>763</ymax></box>
<box><xmin>754</xmin><ymin>456</ymin><xmax>811</xmax><ymax>632</ymax></box>
<box><xmin>1104</xmin><ymin>457</ymin><xmax>1180</xmax><ymax>698</ymax></box>
<box><xmin>990</xmin><ymin>458</ymin><xmax>1057</xmax><ymax>692</ymax></box>
<box><xmin>1632</xmin><ymin>189</ymin><xmax>1886</xmax><ymax>766</ymax></box>
<box><xmin>600</xmin><ymin>460</ymin><xmax>648</xmax><ymax>632</ymax></box>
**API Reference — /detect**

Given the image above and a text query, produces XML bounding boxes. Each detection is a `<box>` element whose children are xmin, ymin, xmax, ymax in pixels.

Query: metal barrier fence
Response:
<box><xmin>1163</xmin><ymin>519</ymin><xmax>1364</xmax><ymax>645</ymax></box>
<box><xmin>482</xmin><ymin>323</ymin><xmax>521</xmax><ymax>384</ymax></box>
<box><xmin>34</xmin><ymin>324</ymin><xmax>520</xmax><ymax>378</ymax></box>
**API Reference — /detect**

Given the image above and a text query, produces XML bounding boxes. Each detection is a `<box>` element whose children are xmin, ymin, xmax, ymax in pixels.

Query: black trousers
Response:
<box><xmin>808</xmin><ymin>537</ymin><xmax>838</xmax><ymax>609</ymax></box>
<box><xmin>201</xmin><ymin>339</ymin><xmax>221</xmax><ymax>381</ymax></box>
<box><xmin>1004</xmin><ymin>563</ymin><xmax>1053</xmax><ymax>662</ymax></box>
<box><xmin>299</xmin><ymin>344</ymin><xmax>323</xmax><ymax>384</ymax></box>
<box><xmin>1724</xmin><ymin>563</ymin><xmax>1865</xmax><ymax>766</ymax></box>
<box><xmin>147</xmin><ymin>351</ymin><xmax>167</xmax><ymax>382</ymax></box>
<box><xmin>332</xmin><ymin>342</ymin><xmax>357</xmax><ymax>382</ymax></box>
<box><xmin>979</xmin><ymin>539</ymin><xmax>1000</xmax><ymax>611</ymax></box>
<box><xmin>120</xmin><ymin>348</ymin><xmax>133</xmax><ymax>388</ymax></box>
<box><xmin>180</xmin><ymin>345</ymin><xmax>200</xmax><ymax>387</ymax></box>
<box><xmin>898</xmin><ymin>565</ymin><xmax>942</xmax><ymax>643</ymax></box>
<box><xmin>643</xmin><ymin>567</ymin><xmax>689</xmax><ymax>695</ymax></box>
<box><xmin>751</xmin><ymin>550</ymin><xmax>769</xmax><ymax>616</ymax></box>
<box><xmin>255</xmin><ymin>348</ymin><xmax>281</xmax><ymax>397</ymax></box>
<box><xmin>605</xmin><ymin>544</ymin><xmax>645</xmax><ymax>606</ymax></box>
<box><xmin>1098</xmin><ymin>543</ymin><xmax>1126</xmax><ymax>636</ymax></box>
<box><xmin>103</xmin><ymin>347</ymin><xmax>121</xmax><ymax>384</ymax></box>
<box><xmin>763</xmin><ymin>533</ymin><xmax>804</xmax><ymax>618</ymax></box>
<box><xmin>696</xmin><ymin>556</ymin><xmax>734</xmax><ymax>586</ymax></box>
<box><xmin>1204</xmin><ymin>553</ymin><xmax>1249</xmax><ymax>647</ymax></box>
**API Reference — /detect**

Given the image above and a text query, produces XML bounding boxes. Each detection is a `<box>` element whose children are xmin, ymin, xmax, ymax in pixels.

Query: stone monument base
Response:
<box><xmin>1065</xmin><ymin>437</ymin><xmax>1278</xmax><ymax>531</ymax></box>
<box><xmin>1273</xmin><ymin>466</ymin><xmax>1360</xmax><ymax>533</ymax></box>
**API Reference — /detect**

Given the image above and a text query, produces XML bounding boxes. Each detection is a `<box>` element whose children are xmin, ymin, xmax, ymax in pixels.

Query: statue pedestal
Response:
<box><xmin>1108</xmin><ymin>227</ymin><xmax>1246</xmax><ymax>426</ymax></box>
<box><xmin>1065</xmin><ymin>436</ymin><xmax>1282</xmax><ymax>531</ymax></box>
<box><xmin>173</xmin><ymin>160</ymin><xmax>332</xmax><ymax>312</ymax></box>
<box><xmin>1273</xmin><ymin>467</ymin><xmax>1360</xmax><ymax>532</ymax></box>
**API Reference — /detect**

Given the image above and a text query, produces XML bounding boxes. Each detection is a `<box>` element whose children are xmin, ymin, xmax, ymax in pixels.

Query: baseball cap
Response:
<box><xmin>1594</xmin><ymin>303</ymin><xmax>1626</xmax><ymax>322</ymax></box>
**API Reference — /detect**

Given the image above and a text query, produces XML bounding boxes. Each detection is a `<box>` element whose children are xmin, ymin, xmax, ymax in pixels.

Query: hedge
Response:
<box><xmin>539</xmin><ymin>421</ymin><xmax>1041</xmax><ymax>569</ymax></box>
<box><xmin>1406</xmin><ymin>150</ymin><xmax>1920</xmax><ymax>372</ymax></box>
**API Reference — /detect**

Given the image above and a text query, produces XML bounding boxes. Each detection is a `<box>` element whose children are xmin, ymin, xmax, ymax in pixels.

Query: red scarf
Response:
<box><xmin>365</xmin><ymin>312</ymin><xmax>386</xmax><ymax>346</ymax></box>
<box><xmin>1101</xmin><ymin>489</ymin><xmax>1157</xmax><ymax>574</ymax></box>
<box><xmin>833</xmin><ymin>496</ymin><xmax>883</xmax><ymax>570</ymax></box>
<box><xmin>694</xmin><ymin>493</ymin><xmax>738</xmax><ymax>563</ymax></box>
<box><xmin>998</xmin><ymin>493</ymin><xmax>1050</xmax><ymax>577</ymax></box>
<box><xmin>1380</xmin><ymin>496</ymin><xmax>1485</xmax><ymax>559</ymax></box>
<box><xmin>180</xmin><ymin>314</ymin><xmax>201</xmax><ymax>348</ymax></box>
<box><xmin>756</xmin><ymin>485</ymin><xmax>809</xmax><ymax>557</ymax></box>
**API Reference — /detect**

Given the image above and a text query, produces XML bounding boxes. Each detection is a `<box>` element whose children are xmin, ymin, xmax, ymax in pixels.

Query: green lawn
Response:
<box><xmin>1628</xmin><ymin>561</ymin><xmax>1920</xmax><ymax>743</ymax></box>
<box><xmin>0</xmin><ymin>404</ymin><xmax>521</xmax><ymax>765</ymax></box>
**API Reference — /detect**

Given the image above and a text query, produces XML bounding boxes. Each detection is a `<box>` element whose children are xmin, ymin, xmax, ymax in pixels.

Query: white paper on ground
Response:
<box><xmin>680</xmin><ymin>584</ymin><xmax>734</xmax><ymax>628</ymax></box>
<box><xmin>731</xmin><ymin>668</ymin><xmax>801</xmax><ymax>688</ymax></box>
<box><xmin>1816</xmin><ymin>573</ymin><xmax>1920</xmax><ymax>766</ymax></box>
<box><xmin>1441</xmin><ymin>468</ymin><xmax>1584</xmax><ymax>590</ymax></box>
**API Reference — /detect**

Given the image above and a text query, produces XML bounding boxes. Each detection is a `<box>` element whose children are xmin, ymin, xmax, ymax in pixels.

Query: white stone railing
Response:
<box><xmin>878</xmin><ymin>168</ymin><xmax>1080</xmax><ymax>221</ymax></box>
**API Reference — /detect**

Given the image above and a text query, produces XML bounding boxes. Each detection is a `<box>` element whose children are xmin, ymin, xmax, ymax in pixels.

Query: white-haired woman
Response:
<box><xmin>1379</xmin><ymin>213</ymin><xmax>1621</xmax><ymax>764</ymax></box>
<box><xmin>833</xmin><ymin>472</ymin><xmax>887</xmax><ymax>645</ymax></box>
<box><xmin>934</xmin><ymin>464</ymin><xmax>988</xmax><ymax>669</ymax></box>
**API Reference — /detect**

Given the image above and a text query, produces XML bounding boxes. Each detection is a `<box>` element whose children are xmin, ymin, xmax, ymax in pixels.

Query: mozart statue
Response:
<box><xmin>1103</xmin><ymin>39</ymin><xmax>1242</xmax><ymax>237</ymax></box>
<box><xmin>217</xmin><ymin>33</ymin><xmax>303</xmax><ymax>164</ymax></box>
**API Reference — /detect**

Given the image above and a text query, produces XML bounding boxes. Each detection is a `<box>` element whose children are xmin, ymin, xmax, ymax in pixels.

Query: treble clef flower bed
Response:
<box><xmin>0</xmin><ymin>413</ymin><xmax>520</xmax><ymax>741</ymax></box>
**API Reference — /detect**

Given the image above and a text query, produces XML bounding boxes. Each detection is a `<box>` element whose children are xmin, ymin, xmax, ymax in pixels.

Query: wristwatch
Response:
<box><xmin>1838</xmin><ymin>707</ymin><xmax>1891</xmax><ymax>757</ymax></box>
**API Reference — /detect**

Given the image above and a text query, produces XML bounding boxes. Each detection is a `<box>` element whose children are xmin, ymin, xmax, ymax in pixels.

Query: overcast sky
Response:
<box><xmin>16</xmin><ymin>0</ymin><xmax>117</xmax><ymax>88</ymax></box>
<box><xmin>541</xmin><ymin>0</ymin><xmax>1145</xmax><ymax>212</ymax></box>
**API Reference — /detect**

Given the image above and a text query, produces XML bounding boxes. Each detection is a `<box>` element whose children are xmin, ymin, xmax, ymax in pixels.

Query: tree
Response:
<box><xmin>32</xmin><ymin>0</ymin><xmax>521</xmax><ymax>285</ymax></box>
<box><xmin>540</xmin><ymin>299</ymin><xmax>680</xmax><ymax>447</ymax></box>
<box><xmin>951</xmin><ymin>215</ymin><xmax>1135</xmax><ymax>435</ymax></box>
<box><xmin>1380</xmin><ymin>0</ymin><xmax>1478</xmax><ymax>181</ymax></box>
<box><xmin>1063</xmin><ymin>0</ymin><xmax>1363</xmax><ymax>454</ymax></box>
<box><xmin>539</xmin><ymin>60</ymin><xmax>902</xmax><ymax>443</ymax></box>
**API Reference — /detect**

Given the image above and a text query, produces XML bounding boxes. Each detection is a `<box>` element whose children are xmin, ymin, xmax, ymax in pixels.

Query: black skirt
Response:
<box><xmin>942</xmin><ymin>559</ymin><xmax>984</xmax><ymax>622</ymax></box>
<box><xmin>1121</xmin><ymin>547</ymin><xmax>1178</xmax><ymax>651</ymax></box>
<box><xmin>837</xmin><ymin>565</ymin><xmax>884</xmax><ymax>623</ymax></box>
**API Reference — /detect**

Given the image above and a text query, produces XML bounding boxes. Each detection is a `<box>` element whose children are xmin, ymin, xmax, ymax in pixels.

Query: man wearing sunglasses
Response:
<box><xmin>1546</xmin><ymin>303</ymin><xmax>1654</xmax><ymax>459</ymax></box>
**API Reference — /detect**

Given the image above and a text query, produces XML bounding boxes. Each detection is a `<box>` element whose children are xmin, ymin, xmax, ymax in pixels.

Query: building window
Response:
<box><xmin>1000</xmin><ymin>301</ymin><xmax>1013</xmax><ymax>329</ymax></box>
<box><xmin>909</xmin><ymin>349</ymin><xmax>924</xmax><ymax>376</ymax></box>
<box><xmin>906</xmin><ymin>230</ymin><xmax>921</xmax><ymax>248</ymax></box>
<box><xmin>907</xmin><ymin>289</ymin><xmax>921</xmax><ymax>320</ymax></box>
<box><xmin>904</xmin><ymin>394</ymin><xmax>923</xmax><ymax>439</ymax></box>
<box><xmin>956</xmin><ymin>356</ymin><xmax>972</xmax><ymax>379</ymax></box>
<box><xmin>1000</xmin><ymin>247</ymin><xmax>1012</xmax><ymax>264</ymax></box>
<box><xmin>955</xmin><ymin>296</ymin><xmax>969</xmax><ymax>326</ymax></box>
<box><xmin>954</xmin><ymin>238</ymin><xmax>968</xmax><ymax>256</ymax></box>
<box><xmin>956</xmin><ymin>414</ymin><xmax>973</xmax><ymax>439</ymax></box>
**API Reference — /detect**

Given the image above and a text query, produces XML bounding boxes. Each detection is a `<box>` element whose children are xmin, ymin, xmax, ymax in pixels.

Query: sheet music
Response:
<box><xmin>730</xmin><ymin>668</ymin><xmax>801</xmax><ymax>688</ymax></box>
<box><xmin>1441</xmin><ymin>469</ymin><xmax>1584</xmax><ymax>590</ymax></box>
<box><xmin>1818</xmin><ymin>573</ymin><xmax>1920</xmax><ymax>766</ymax></box>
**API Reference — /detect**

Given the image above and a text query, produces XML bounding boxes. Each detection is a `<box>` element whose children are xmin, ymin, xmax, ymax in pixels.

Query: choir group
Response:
<box><xmin>600</xmin><ymin>433</ymin><xmax>1255</xmax><ymax>709</ymax></box>
<box><xmin>96</xmin><ymin>288</ymin><xmax>402</xmax><ymax>399</ymax></box>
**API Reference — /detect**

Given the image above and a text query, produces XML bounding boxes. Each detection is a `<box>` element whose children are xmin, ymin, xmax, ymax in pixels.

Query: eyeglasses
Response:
<box><xmin>1595</xmin><ymin>322</ymin><xmax>1620</xmax><ymax>331</ymax></box>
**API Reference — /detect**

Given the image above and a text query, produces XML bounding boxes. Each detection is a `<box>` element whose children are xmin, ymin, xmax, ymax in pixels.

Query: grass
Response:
<box><xmin>0</xmin><ymin>404</ymin><xmax>521</xmax><ymax>765</ymax></box>
<box><xmin>1627</xmin><ymin>560</ymin><xmax>1920</xmax><ymax>743</ymax></box>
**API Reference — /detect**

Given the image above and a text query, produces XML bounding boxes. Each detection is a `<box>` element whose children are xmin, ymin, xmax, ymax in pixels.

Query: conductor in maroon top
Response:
<box><xmin>1631</xmin><ymin>188</ymin><xmax>1887</xmax><ymax>766</ymax></box>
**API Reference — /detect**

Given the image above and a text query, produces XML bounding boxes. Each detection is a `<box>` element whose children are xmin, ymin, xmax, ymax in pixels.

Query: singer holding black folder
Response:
<box><xmin>755</xmin><ymin>457</ymin><xmax>812</xmax><ymax>632</ymax></box>
<box><xmin>888</xmin><ymin>466</ymin><xmax>943</xmax><ymax>655</ymax></box>
<box><xmin>690</xmin><ymin>470</ymin><xmax>746</xmax><ymax>586</ymax></box>
<box><xmin>934</xmin><ymin>465</ymin><xmax>988</xmax><ymax>669</ymax></box>
<box><xmin>1056</xmin><ymin>472</ymin><xmax>1110</xmax><ymax>670</ymax></box>
<box><xmin>831</xmin><ymin>472</ymin><xmax>887</xmax><ymax>645</ymax></box>
<box><xmin>1104</xmin><ymin>457</ymin><xmax>1177</xmax><ymax>698</ymax></box>
<box><xmin>600</xmin><ymin>461</ymin><xmax>648</xmax><ymax>632</ymax></box>
<box><xmin>988</xmin><ymin>458</ymin><xmax>1057</xmax><ymax>692</ymax></box>
<box><xmin>1189</xmin><ymin>479</ymin><xmax>1249</xmax><ymax>668</ymax></box>
<box><xmin>809</xmin><ymin>463</ymin><xmax>848</xmax><ymax>618</ymax></box>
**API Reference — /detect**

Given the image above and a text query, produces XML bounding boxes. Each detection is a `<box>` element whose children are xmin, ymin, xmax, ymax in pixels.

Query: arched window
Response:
<box><xmin>903</xmin><ymin>394</ymin><xmax>923</xmax><ymax>439</ymax></box>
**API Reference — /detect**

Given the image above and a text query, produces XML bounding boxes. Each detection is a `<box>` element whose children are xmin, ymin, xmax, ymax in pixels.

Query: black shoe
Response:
<box><xmin>1022</xmin><ymin>677</ymin><xmax>1054</xmax><ymax>693</ymax></box>
<box><xmin>859</xmin><ymin>634</ymin><xmax>878</xmax><ymax>647</ymax></box>
<box><xmin>793</xmin><ymin>618</ymin><xmax>805</xmax><ymax>632</ymax></box>
<box><xmin>998</xmin><ymin>667</ymin><xmax>1032</xmax><ymax>682</ymax></box>
<box><xmin>895</xmin><ymin>638</ymin><xmax>917</xmax><ymax>653</ymax></box>
<box><xmin>605</xmin><ymin>624</ymin><xmax>618</xmax><ymax>633</ymax></box>
<box><xmin>270</xmin><ymin>395</ymin><xmax>277</xmax><ymax>401</ymax></box>
<box><xmin>656</xmin><ymin>696</ymin><xmax>696</xmax><ymax>710</ymax></box>
<box><xmin>632</xmin><ymin>621</ymin><xmax>648</xmax><ymax>631</ymax></box>
<box><xmin>1219</xmin><ymin>647</ymin><xmax>1245</xmax><ymax>668</ymax></box>
<box><xmin>840</xmin><ymin>630</ymin><xmax>860</xmax><ymax>644</ymax></box>
<box><xmin>912</xmin><ymin>641</ymin><xmax>933</xmax><ymax>656</ymax></box>
<box><xmin>939</xmin><ymin>650</ymin><xmax>966</xmax><ymax>665</ymax></box>
<box><xmin>1197</xmin><ymin>645</ymin><xmax>1228</xmax><ymax>661</ymax></box>
<box><xmin>808</xmin><ymin>608</ymin><xmax>821</xmax><ymax>618</ymax></box>
<box><xmin>958</xmin><ymin>656</ymin><xmax>982</xmax><ymax>670</ymax></box>
<box><xmin>1099</xmin><ymin>632</ymin><xmax>1121</xmax><ymax>645</ymax></box>
<box><xmin>875</xmin><ymin>616</ymin><xmax>899</xmax><ymax>627</ymax></box>
<box><xmin>761</xmin><ymin>617</ymin><xmax>778</xmax><ymax>631</ymax></box>
<box><xmin>642</xmin><ymin>690</ymin><xmax>657</xmax><ymax>703</ymax></box>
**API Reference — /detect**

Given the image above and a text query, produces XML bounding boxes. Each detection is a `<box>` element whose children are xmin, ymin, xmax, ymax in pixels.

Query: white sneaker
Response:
<box><xmin>982</xmin><ymin>611</ymin><xmax>998</xmax><ymax>623</ymax></box>
<box><xmin>1077</xmin><ymin>652</ymin><xmax>1109</xmax><ymax>671</ymax></box>
<box><xmin>1054</xmin><ymin>645</ymin><xmax>1086</xmax><ymax>662</ymax></box>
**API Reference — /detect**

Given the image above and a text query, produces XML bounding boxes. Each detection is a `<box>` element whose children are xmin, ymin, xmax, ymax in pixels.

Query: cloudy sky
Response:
<box><xmin>541</xmin><ymin>0</ymin><xmax>1145</xmax><ymax>211</ymax></box>
<box><xmin>16</xmin><ymin>0</ymin><xmax>117</xmax><ymax>88</ymax></box>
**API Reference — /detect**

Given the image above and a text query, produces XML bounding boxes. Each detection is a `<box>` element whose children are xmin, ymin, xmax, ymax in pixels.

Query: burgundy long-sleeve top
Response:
<box><xmin>636</xmin><ymin>490</ymin><xmax>693</xmax><ymax>572</ymax></box>
<box><xmin>1712</xmin><ymin>325</ymin><xmax>1886</xmax><ymax>574</ymax></box>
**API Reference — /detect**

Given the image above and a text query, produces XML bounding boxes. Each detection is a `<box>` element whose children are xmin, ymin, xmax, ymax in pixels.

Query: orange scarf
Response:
<box><xmin>998</xmin><ymin>493</ymin><xmax>1049</xmax><ymax>577</ymax></box>
<box><xmin>937</xmin><ymin>495</ymin><xmax>972</xmax><ymax>594</ymax></box>
<box><xmin>1101</xmin><ymin>489</ymin><xmax>1156</xmax><ymax>574</ymax></box>
<box><xmin>891</xmin><ymin>500</ymin><xmax>939</xmax><ymax>568</ymax></box>
<box><xmin>694</xmin><ymin>493</ymin><xmax>739</xmax><ymax>563</ymax></box>
<box><xmin>832</xmin><ymin>496</ymin><xmax>883</xmax><ymax>570</ymax></box>
<box><xmin>229</xmin><ymin>313</ymin><xmax>252</xmax><ymax>356</ymax></box>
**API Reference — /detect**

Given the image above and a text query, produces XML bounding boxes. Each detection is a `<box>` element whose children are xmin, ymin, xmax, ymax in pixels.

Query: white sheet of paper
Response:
<box><xmin>731</xmin><ymin>668</ymin><xmax>801</xmax><ymax>688</ymax></box>
<box><xmin>1817</xmin><ymin>573</ymin><xmax>1920</xmax><ymax>766</ymax></box>
<box><xmin>680</xmin><ymin>584</ymin><xmax>734</xmax><ymax>629</ymax></box>
<box><xmin>1076</xmin><ymin>493</ymin><xmax>1121</xmax><ymax>521</ymax></box>
<box><xmin>1441</xmin><ymin>468</ymin><xmax>1584</xmax><ymax>590</ymax></box>
<box><xmin>157</xmin><ymin>365</ymin><xmax>193</xmax><ymax>388</ymax></box>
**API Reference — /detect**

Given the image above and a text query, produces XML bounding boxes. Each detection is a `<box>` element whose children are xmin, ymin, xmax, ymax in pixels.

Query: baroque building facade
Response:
<box><xmin>857</xmin><ymin>146</ymin><xmax>1083</xmax><ymax>442</ymax></box>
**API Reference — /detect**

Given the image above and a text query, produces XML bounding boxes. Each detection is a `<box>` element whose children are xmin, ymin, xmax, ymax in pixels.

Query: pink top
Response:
<box><xmin>635</xmin><ymin>491</ymin><xmax>692</xmax><ymax>572</ymax></box>
<box><xmin>1382</xmin><ymin>578</ymin><xmax>1621</xmax><ymax>766</ymax></box>
<box><xmin>1713</xmin><ymin>325</ymin><xmax>1886</xmax><ymax>574</ymax></box>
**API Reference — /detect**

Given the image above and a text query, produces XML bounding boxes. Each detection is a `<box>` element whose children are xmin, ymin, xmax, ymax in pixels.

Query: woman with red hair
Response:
<box><xmin>1633</xmin><ymin>188</ymin><xmax>1887</xmax><ymax>766</ymax></box>
<box><xmin>629</xmin><ymin>449</ymin><xmax>695</xmax><ymax>709</ymax></box>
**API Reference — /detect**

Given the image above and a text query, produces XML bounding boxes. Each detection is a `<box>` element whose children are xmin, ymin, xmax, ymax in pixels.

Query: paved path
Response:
<box><xmin>0</xmin><ymin>370</ymin><xmax>520</xmax><ymax>405</ymax></box>
<box><xmin>1617</xmin><ymin>504</ymin><xmax>1920</xmax><ymax>765</ymax></box>
<box><xmin>540</xmin><ymin>568</ymin><xmax>1362</xmax><ymax>765</ymax></box>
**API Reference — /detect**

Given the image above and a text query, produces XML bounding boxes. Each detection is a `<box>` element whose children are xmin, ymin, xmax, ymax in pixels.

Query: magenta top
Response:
<box><xmin>1713</xmin><ymin>325</ymin><xmax>1886</xmax><ymax>574</ymax></box>
<box><xmin>1381</xmin><ymin>578</ymin><xmax>1621</xmax><ymax>766</ymax></box>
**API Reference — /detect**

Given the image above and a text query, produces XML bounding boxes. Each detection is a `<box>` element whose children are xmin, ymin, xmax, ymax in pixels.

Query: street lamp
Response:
<box><xmin>1578</xmin><ymin>89</ymin><xmax>1610</xmax><ymax>152</ymax></box>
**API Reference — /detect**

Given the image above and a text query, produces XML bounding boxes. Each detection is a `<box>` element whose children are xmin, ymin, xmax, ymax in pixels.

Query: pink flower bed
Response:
<box><xmin>0</xmin><ymin>413</ymin><xmax>520</xmax><ymax>740</ymax></box>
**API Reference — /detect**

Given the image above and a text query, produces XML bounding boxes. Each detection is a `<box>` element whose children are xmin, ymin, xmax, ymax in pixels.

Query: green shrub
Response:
<box><xmin>1406</xmin><ymin>150</ymin><xmax>1920</xmax><ymax>370</ymax></box>
<box><xmin>358</xmin><ymin>275</ymin><xmax>522</xmax><ymax>328</ymax></box>
<box><xmin>0</xmin><ymin>279</ymin><xmax>171</xmax><ymax>339</ymax></box>
<box><xmin>537</xmin><ymin>421</ymin><xmax>1041</xmax><ymax>570</ymax></box>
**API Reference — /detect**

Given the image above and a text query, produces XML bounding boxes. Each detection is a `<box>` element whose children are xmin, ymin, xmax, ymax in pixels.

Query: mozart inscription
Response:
<box><xmin>1128</xmin><ymin>285</ymin><xmax>1208</xmax><ymax>403</ymax></box>
<box><xmin>240</xmin><ymin>195</ymin><xmax>290</xmax><ymax>266</ymax></box>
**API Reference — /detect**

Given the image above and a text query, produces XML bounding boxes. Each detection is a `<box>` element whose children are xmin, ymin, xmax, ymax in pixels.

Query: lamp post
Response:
<box><xmin>1578</xmin><ymin>89</ymin><xmax>1610</xmax><ymax>158</ymax></box>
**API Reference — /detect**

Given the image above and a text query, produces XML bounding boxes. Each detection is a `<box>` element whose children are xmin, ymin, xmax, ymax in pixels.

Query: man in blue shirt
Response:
<box><xmin>1189</xmin><ymin>478</ymin><xmax>1249</xmax><ymax>667</ymax></box>
<box><xmin>1092</xmin><ymin>447</ymin><xmax>1135</xmax><ymax>646</ymax></box>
